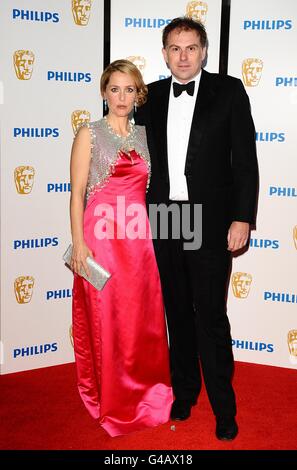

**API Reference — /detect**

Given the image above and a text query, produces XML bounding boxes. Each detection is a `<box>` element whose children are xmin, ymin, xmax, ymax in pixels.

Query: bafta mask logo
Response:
<box><xmin>242</xmin><ymin>58</ymin><xmax>263</xmax><ymax>87</ymax></box>
<box><xmin>186</xmin><ymin>1</ymin><xmax>208</xmax><ymax>24</ymax></box>
<box><xmin>71</xmin><ymin>110</ymin><xmax>90</xmax><ymax>135</ymax></box>
<box><xmin>72</xmin><ymin>0</ymin><xmax>92</xmax><ymax>26</ymax></box>
<box><xmin>69</xmin><ymin>325</ymin><xmax>74</xmax><ymax>348</ymax></box>
<box><xmin>232</xmin><ymin>272</ymin><xmax>252</xmax><ymax>299</ymax></box>
<box><xmin>13</xmin><ymin>50</ymin><xmax>35</xmax><ymax>80</ymax></box>
<box><xmin>14</xmin><ymin>166</ymin><xmax>35</xmax><ymax>194</ymax></box>
<box><xmin>126</xmin><ymin>56</ymin><xmax>146</xmax><ymax>72</ymax></box>
<box><xmin>293</xmin><ymin>226</ymin><xmax>297</xmax><ymax>250</ymax></box>
<box><xmin>288</xmin><ymin>329</ymin><xmax>297</xmax><ymax>365</ymax></box>
<box><xmin>14</xmin><ymin>276</ymin><xmax>34</xmax><ymax>304</ymax></box>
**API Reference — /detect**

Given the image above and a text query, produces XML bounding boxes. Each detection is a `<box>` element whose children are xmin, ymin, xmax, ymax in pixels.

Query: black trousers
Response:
<box><xmin>152</xmin><ymin>205</ymin><xmax>236</xmax><ymax>418</ymax></box>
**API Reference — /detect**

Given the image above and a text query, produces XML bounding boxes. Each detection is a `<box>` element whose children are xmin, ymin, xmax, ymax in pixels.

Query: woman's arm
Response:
<box><xmin>70</xmin><ymin>126</ymin><xmax>93</xmax><ymax>276</ymax></box>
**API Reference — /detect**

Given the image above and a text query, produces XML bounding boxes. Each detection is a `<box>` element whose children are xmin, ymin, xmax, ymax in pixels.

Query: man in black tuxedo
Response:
<box><xmin>135</xmin><ymin>17</ymin><xmax>258</xmax><ymax>440</ymax></box>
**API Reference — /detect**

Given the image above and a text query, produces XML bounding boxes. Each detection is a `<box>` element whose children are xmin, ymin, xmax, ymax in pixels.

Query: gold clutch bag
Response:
<box><xmin>63</xmin><ymin>244</ymin><xmax>111</xmax><ymax>291</ymax></box>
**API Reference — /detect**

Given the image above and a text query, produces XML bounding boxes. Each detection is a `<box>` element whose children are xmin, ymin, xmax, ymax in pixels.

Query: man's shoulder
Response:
<box><xmin>203</xmin><ymin>69</ymin><xmax>240</xmax><ymax>82</ymax></box>
<box><xmin>202</xmin><ymin>69</ymin><xmax>243</xmax><ymax>89</ymax></box>
<box><xmin>147</xmin><ymin>77</ymin><xmax>171</xmax><ymax>92</ymax></box>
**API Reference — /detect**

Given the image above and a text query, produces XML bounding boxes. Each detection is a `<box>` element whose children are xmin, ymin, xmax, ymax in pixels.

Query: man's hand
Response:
<box><xmin>227</xmin><ymin>221</ymin><xmax>250</xmax><ymax>252</ymax></box>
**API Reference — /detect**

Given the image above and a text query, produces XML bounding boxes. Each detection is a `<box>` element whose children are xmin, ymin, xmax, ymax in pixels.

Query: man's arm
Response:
<box><xmin>228</xmin><ymin>79</ymin><xmax>259</xmax><ymax>251</ymax></box>
<box><xmin>230</xmin><ymin>78</ymin><xmax>259</xmax><ymax>224</ymax></box>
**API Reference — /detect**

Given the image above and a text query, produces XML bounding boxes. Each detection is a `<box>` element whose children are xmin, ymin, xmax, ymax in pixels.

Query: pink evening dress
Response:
<box><xmin>72</xmin><ymin>118</ymin><xmax>173</xmax><ymax>437</ymax></box>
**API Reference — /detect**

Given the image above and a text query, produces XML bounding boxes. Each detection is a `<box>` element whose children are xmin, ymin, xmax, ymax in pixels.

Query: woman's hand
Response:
<box><xmin>71</xmin><ymin>242</ymin><xmax>93</xmax><ymax>277</ymax></box>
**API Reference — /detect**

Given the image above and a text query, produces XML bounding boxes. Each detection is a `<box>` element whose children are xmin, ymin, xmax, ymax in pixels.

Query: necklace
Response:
<box><xmin>103</xmin><ymin>116</ymin><xmax>136</xmax><ymax>154</ymax></box>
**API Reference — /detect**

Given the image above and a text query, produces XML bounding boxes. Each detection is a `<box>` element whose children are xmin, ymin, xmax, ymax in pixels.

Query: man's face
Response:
<box><xmin>162</xmin><ymin>29</ymin><xmax>206</xmax><ymax>83</ymax></box>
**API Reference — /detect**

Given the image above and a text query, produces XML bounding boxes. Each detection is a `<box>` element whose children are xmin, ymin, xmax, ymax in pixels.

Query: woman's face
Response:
<box><xmin>104</xmin><ymin>71</ymin><xmax>137</xmax><ymax>118</ymax></box>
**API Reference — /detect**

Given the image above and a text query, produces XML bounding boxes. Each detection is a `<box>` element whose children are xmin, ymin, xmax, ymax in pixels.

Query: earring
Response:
<box><xmin>134</xmin><ymin>102</ymin><xmax>137</xmax><ymax>114</ymax></box>
<box><xmin>103</xmin><ymin>99</ymin><xmax>108</xmax><ymax>112</ymax></box>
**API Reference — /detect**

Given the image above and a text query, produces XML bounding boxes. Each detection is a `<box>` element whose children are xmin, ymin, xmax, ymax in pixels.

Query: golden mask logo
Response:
<box><xmin>14</xmin><ymin>166</ymin><xmax>35</xmax><ymax>194</ymax></box>
<box><xmin>71</xmin><ymin>110</ymin><xmax>90</xmax><ymax>135</ymax></box>
<box><xmin>232</xmin><ymin>272</ymin><xmax>252</xmax><ymax>299</ymax></box>
<box><xmin>14</xmin><ymin>276</ymin><xmax>34</xmax><ymax>304</ymax></box>
<box><xmin>13</xmin><ymin>50</ymin><xmax>35</xmax><ymax>80</ymax></box>
<box><xmin>72</xmin><ymin>0</ymin><xmax>92</xmax><ymax>26</ymax></box>
<box><xmin>69</xmin><ymin>325</ymin><xmax>74</xmax><ymax>348</ymax></box>
<box><xmin>242</xmin><ymin>58</ymin><xmax>263</xmax><ymax>87</ymax></box>
<box><xmin>186</xmin><ymin>1</ymin><xmax>208</xmax><ymax>24</ymax></box>
<box><xmin>288</xmin><ymin>329</ymin><xmax>297</xmax><ymax>364</ymax></box>
<box><xmin>126</xmin><ymin>56</ymin><xmax>146</xmax><ymax>72</ymax></box>
<box><xmin>293</xmin><ymin>226</ymin><xmax>297</xmax><ymax>250</ymax></box>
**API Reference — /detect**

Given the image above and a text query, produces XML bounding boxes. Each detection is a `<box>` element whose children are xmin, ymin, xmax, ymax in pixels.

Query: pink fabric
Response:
<box><xmin>72</xmin><ymin>150</ymin><xmax>173</xmax><ymax>436</ymax></box>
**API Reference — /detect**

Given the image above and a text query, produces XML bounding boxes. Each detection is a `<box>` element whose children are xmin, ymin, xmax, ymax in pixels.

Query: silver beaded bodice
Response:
<box><xmin>81</xmin><ymin>118</ymin><xmax>151</xmax><ymax>202</ymax></box>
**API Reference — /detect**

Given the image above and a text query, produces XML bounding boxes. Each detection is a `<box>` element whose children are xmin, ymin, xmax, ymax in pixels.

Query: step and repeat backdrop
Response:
<box><xmin>0</xmin><ymin>0</ymin><xmax>296</xmax><ymax>374</ymax></box>
<box><xmin>110</xmin><ymin>0</ymin><xmax>222</xmax><ymax>83</ymax></box>
<box><xmin>110</xmin><ymin>0</ymin><xmax>297</xmax><ymax>369</ymax></box>
<box><xmin>0</xmin><ymin>0</ymin><xmax>104</xmax><ymax>374</ymax></box>
<box><xmin>227</xmin><ymin>0</ymin><xmax>297</xmax><ymax>368</ymax></box>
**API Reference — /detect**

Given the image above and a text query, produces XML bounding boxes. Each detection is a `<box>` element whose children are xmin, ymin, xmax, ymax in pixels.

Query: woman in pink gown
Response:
<box><xmin>69</xmin><ymin>60</ymin><xmax>172</xmax><ymax>437</ymax></box>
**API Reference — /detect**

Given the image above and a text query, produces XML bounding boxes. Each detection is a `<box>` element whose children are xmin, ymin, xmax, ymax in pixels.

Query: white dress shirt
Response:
<box><xmin>167</xmin><ymin>71</ymin><xmax>201</xmax><ymax>200</ymax></box>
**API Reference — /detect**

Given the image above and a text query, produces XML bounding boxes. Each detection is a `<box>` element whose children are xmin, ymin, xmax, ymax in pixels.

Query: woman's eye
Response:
<box><xmin>127</xmin><ymin>88</ymin><xmax>135</xmax><ymax>93</ymax></box>
<box><xmin>110</xmin><ymin>87</ymin><xmax>118</xmax><ymax>92</ymax></box>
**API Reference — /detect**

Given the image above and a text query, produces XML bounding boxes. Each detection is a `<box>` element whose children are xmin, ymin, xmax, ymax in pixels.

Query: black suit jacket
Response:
<box><xmin>136</xmin><ymin>69</ymin><xmax>259</xmax><ymax>248</ymax></box>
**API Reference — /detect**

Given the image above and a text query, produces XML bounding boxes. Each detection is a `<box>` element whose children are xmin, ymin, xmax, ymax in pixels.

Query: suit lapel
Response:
<box><xmin>151</xmin><ymin>77</ymin><xmax>171</xmax><ymax>181</ymax></box>
<box><xmin>185</xmin><ymin>69</ymin><xmax>216</xmax><ymax>175</ymax></box>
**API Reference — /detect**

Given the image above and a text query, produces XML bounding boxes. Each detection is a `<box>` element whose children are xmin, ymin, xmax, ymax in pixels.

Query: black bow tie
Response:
<box><xmin>173</xmin><ymin>81</ymin><xmax>195</xmax><ymax>97</ymax></box>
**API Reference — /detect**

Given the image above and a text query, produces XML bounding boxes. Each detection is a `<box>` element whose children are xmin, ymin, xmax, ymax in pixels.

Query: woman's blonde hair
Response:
<box><xmin>100</xmin><ymin>59</ymin><xmax>148</xmax><ymax>107</ymax></box>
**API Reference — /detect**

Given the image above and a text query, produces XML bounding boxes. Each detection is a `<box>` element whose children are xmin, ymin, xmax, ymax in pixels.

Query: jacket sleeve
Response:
<box><xmin>230</xmin><ymin>79</ymin><xmax>259</xmax><ymax>225</ymax></box>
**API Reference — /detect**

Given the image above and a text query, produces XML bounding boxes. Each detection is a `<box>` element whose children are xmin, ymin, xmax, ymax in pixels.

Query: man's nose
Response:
<box><xmin>180</xmin><ymin>49</ymin><xmax>188</xmax><ymax>60</ymax></box>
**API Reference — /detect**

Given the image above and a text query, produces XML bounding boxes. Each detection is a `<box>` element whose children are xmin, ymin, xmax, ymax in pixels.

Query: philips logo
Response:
<box><xmin>13</xmin><ymin>237</ymin><xmax>59</xmax><ymax>250</ymax></box>
<box><xmin>250</xmin><ymin>238</ymin><xmax>279</xmax><ymax>249</ymax></box>
<box><xmin>256</xmin><ymin>132</ymin><xmax>285</xmax><ymax>142</ymax></box>
<box><xmin>47</xmin><ymin>71</ymin><xmax>91</xmax><ymax>82</ymax></box>
<box><xmin>46</xmin><ymin>289</ymin><xmax>72</xmax><ymax>301</ymax></box>
<box><xmin>13</xmin><ymin>342</ymin><xmax>58</xmax><ymax>358</ymax></box>
<box><xmin>13</xmin><ymin>128</ymin><xmax>59</xmax><ymax>138</ymax></box>
<box><xmin>275</xmin><ymin>77</ymin><xmax>297</xmax><ymax>87</ymax></box>
<box><xmin>125</xmin><ymin>18</ymin><xmax>171</xmax><ymax>28</ymax></box>
<box><xmin>232</xmin><ymin>339</ymin><xmax>274</xmax><ymax>353</ymax></box>
<box><xmin>269</xmin><ymin>186</ymin><xmax>297</xmax><ymax>197</ymax></box>
<box><xmin>47</xmin><ymin>183</ymin><xmax>71</xmax><ymax>193</ymax></box>
<box><xmin>264</xmin><ymin>292</ymin><xmax>297</xmax><ymax>303</ymax></box>
<box><xmin>243</xmin><ymin>19</ymin><xmax>292</xmax><ymax>30</ymax></box>
<box><xmin>12</xmin><ymin>9</ymin><xmax>59</xmax><ymax>23</ymax></box>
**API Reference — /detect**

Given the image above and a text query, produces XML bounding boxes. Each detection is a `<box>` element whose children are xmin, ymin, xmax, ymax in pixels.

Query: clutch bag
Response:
<box><xmin>63</xmin><ymin>244</ymin><xmax>111</xmax><ymax>291</ymax></box>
